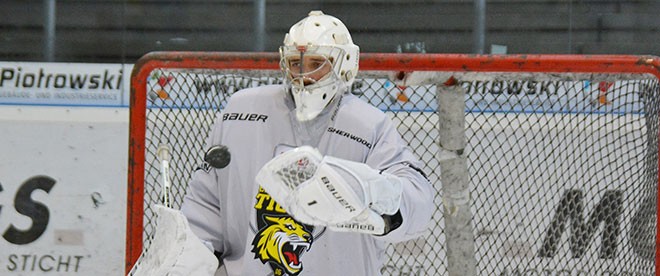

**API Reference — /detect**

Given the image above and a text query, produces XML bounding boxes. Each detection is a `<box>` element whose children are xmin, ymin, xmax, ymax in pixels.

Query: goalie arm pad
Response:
<box><xmin>181</xmin><ymin>169</ymin><xmax>226</xmax><ymax>254</ymax></box>
<box><xmin>369</xmin><ymin>161</ymin><xmax>434</xmax><ymax>243</ymax></box>
<box><xmin>181</xmin><ymin>116</ymin><xmax>227</xmax><ymax>255</ymax></box>
<box><xmin>364</xmin><ymin>117</ymin><xmax>435</xmax><ymax>243</ymax></box>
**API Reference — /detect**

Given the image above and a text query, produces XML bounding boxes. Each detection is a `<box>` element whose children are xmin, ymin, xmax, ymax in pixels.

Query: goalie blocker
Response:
<box><xmin>256</xmin><ymin>146</ymin><xmax>403</xmax><ymax>235</ymax></box>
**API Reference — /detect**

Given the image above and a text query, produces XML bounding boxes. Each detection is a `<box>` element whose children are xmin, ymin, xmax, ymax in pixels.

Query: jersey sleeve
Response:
<box><xmin>366</xmin><ymin>117</ymin><xmax>434</xmax><ymax>243</ymax></box>
<box><xmin>180</xmin><ymin>114</ymin><xmax>226</xmax><ymax>254</ymax></box>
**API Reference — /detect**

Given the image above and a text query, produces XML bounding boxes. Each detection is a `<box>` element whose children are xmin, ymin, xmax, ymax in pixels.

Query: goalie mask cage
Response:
<box><xmin>127</xmin><ymin>52</ymin><xmax>660</xmax><ymax>276</ymax></box>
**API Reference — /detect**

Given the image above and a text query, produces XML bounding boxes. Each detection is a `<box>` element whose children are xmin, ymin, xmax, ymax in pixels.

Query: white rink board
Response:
<box><xmin>0</xmin><ymin>62</ymin><xmax>131</xmax><ymax>107</ymax></box>
<box><xmin>0</xmin><ymin>106</ymin><xmax>128</xmax><ymax>275</ymax></box>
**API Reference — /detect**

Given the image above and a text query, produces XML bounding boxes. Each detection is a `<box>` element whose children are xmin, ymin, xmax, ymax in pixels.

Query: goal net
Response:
<box><xmin>127</xmin><ymin>52</ymin><xmax>660</xmax><ymax>275</ymax></box>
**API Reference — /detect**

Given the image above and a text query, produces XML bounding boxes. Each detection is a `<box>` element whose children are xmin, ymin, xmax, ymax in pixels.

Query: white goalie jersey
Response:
<box><xmin>181</xmin><ymin>84</ymin><xmax>434</xmax><ymax>276</ymax></box>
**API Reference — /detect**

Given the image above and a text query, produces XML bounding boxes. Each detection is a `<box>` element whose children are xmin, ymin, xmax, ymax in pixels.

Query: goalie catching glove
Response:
<box><xmin>255</xmin><ymin>146</ymin><xmax>402</xmax><ymax>235</ymax></box>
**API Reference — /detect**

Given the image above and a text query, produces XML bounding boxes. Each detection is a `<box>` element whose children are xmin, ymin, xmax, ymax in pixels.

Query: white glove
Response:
<box><xmin>255</xmin><ymin>146</ymin><xmax>402</xmax><ymax>235</ymax></box>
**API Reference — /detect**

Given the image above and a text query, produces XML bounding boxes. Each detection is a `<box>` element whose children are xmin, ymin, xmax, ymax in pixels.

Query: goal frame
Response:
<box><xmin>126</xmin><ymin>51</ymin><xmax>660</xmax><ymax>274</ymax></box>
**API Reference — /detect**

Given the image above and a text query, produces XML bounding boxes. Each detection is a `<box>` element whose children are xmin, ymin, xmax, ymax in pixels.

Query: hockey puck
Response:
<box><xmin>204</xmin><ymin>145</ymin><xmax>231</xmax><ymax>169</ymax></box>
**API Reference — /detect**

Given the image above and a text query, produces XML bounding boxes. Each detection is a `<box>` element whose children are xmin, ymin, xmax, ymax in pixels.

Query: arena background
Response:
<box><xmin>0</xmin><ymin>1</ymin><xmax>659</xmax><ymax>275</ymax></box>
<box><xmin>1</xmin><ymin>0</ymin><xmax>659</xmax><ymax>63</ymax></box>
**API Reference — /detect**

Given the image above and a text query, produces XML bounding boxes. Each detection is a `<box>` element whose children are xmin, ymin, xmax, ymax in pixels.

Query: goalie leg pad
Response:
<box><xmin>129</xmin><ymin>205</ymin><xmax>219</xmax><ymax>276</ymax></box>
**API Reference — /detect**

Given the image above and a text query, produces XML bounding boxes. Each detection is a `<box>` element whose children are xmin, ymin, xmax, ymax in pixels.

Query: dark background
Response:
<box><xmin>2</xmin><ymin>0</ymin><xmax>659</xmax><ymax>63</ymax></box>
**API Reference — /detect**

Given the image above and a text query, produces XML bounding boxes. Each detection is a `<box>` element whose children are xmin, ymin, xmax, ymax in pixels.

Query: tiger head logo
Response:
<box><xmin>252</xmin><ymin>215</ymin><xmax>312</xmax><ymax>275</ymax></box>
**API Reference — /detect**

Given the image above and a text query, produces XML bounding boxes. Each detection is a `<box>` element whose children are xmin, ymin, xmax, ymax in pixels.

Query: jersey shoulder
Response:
<box><xmin>224</xmin><ymin>84</ymin><xmax>289</xmax><ymax>111</ymax></box>
<box><xmin>339</xmin><ymin>94</ymin><xmax>388</xmax><ymax>125</ymax></box>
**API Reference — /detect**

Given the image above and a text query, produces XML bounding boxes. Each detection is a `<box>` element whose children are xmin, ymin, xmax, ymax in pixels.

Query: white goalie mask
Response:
<box><xmin>280</xmin><ymin>11</ymin><xmax>360</xmax><ymax>121</ymax></box>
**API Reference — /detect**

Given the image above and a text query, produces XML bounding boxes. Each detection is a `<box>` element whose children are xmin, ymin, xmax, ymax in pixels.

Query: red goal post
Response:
<box><xmin>127</xmin><ymin>52</ymin><xmax>660</xmax><ymax>275</ymax></box>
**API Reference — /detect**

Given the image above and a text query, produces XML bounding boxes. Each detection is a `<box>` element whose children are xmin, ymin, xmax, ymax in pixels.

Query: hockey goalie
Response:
<box><xmin>133</xmin><ymin>10</ymin><xmax>434</xmax><ymax>276</ymax></box>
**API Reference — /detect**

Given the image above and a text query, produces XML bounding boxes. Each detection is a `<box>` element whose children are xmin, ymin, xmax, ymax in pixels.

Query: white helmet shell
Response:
<box><xmin>280</xmin><ymin>11</ymin><xmax>360</xmax><ymax>121</ymax></box>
